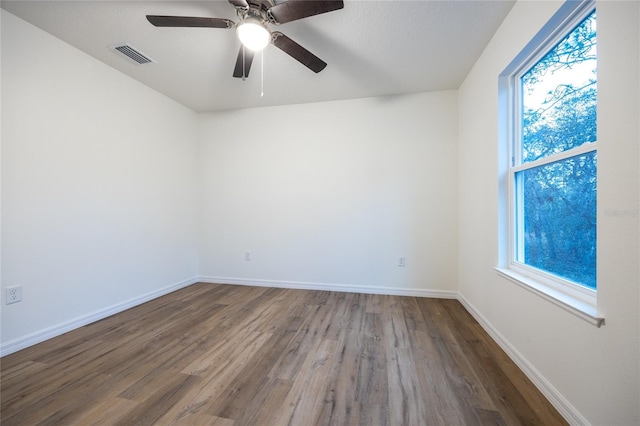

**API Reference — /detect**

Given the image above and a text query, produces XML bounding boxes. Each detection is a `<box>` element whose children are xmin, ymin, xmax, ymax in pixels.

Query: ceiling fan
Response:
<box><xmin>146</xmin><ymin>0</ymin><xmax>344</xmax><ymax>79</ymax></box>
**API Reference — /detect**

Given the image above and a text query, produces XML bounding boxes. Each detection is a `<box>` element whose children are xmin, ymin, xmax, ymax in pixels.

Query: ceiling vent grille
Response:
<box><xmin>110</xmin><ymin>43</ymin><xmax>155</xmax><ymax>65</ymax></box>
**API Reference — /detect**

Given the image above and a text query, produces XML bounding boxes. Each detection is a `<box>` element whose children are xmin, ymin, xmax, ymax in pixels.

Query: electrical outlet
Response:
<box><xmin>245</xmin><ymin>251</ymin><xmax>251</xmax><ymax>261</ymax></box>
<box><xmin>6</xmin><ymin>286</ymin><xmax>22</xmax><ymax>304</ymax></box>
<box><xmin>398</xmin><ymin>256</ymin><xmax>406</xmax><ymax>267</ymax></box>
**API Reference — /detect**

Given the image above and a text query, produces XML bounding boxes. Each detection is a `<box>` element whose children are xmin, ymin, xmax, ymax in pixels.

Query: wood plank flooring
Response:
<box><xmin>1</xmin><ymin>283</ymin><xmax>567</xmax><ymax>425</ymax></box>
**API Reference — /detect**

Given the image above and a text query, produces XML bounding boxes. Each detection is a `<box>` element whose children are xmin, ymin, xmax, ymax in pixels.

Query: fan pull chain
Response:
<box><xmin>242</xmin><ymin>45</ymin><xmax>246</xmax><ymax>81</ymax></box>
<box><xmin>260</xmin><ymin>49</ymin><xmax>264</xmax><ymax>97</ymax></box>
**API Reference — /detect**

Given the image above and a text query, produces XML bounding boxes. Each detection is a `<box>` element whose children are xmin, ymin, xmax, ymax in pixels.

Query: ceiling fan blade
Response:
<box><xmin>233</xmin><ymin>46</ymin><xmax>255</xmax><ymax>78</ymax></box>
<box><xmin>146</xmin><ymin>15</ymin><xmax>234</xmax><ymax>28</ymax></box>
<box><xmin>271</xmin><ymin>32</ymin><xmax>327</xmax><ymax>73</ymax></box>
<box><xmin>228</xmin><ymin>0</ymin><xmax>249</xmax><ymax>9</ymax></box>
<box><xmin>268</xmin><ymin>0</ymin><xmax>344</xmax><ymax>24</ymax></box>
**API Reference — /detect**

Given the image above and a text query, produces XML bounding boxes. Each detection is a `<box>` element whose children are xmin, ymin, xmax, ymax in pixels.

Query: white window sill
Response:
<box><xmin>495</xmin><ymin>267</ymin><xmax>604</xmax><ymax>327</ymax></box>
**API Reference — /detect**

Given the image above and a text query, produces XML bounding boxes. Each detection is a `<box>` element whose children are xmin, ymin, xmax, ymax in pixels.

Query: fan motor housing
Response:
<box><xmin>248</xmin><ymin>0</ymin><xmax>275</xmax><ymax>12</ymax></box>
<box><xmin>240</xmin><ymin>0</ymin><xmax>275</xmax><ymax>23</ymax></box>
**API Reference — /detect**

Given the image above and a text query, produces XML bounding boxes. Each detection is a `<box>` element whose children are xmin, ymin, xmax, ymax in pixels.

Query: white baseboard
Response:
<box><xmin>0</xmin><ymin>277</ymin><xmax>199</xmax><ymax>357</ymax></box>
<box><xmin>197</xmin><ymin>275</ymin><xmax>459</xmax><ymax>299</ymax></box>
<box><xmin>457</xmin><ymin>294</ymin><xmax>588</xmax><ymax>426</ymax></box>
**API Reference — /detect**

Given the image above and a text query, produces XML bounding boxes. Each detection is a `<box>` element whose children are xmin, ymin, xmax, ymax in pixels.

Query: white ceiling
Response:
<box><xmin>1</xmin><ymin>0</ymin><xmax>514</xmax><ymax>112</ymax></box>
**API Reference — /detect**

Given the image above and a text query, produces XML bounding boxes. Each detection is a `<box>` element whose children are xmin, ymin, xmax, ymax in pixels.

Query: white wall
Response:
<box><xmin>458</xmin><ymin>1</ymin><xmax>639</xmax><ymax>424</ymax></box>
<box><xmin>1</xmin><ymin>10</ymin><xmax>200</xmax><ymax>353</ymax></box>
<box><xmin>198</xmin><ymin>92</ymin><xmax>459</xmax><ymax>295</ymax></box>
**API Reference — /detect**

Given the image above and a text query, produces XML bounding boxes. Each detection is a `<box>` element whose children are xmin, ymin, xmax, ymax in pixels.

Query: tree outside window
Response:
<box><xmin>514</xmin><ymin>11</ymin><xmax>597</xmax><ymax>290</ymax></box>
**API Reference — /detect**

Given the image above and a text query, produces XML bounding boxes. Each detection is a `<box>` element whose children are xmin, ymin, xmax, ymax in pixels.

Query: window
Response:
<box><xmin>498</xmin><ymin>2</ymin><xmax>602</xmax><ymax>326</ymax></box>
<box><xmin>516</xmin><ymin>9</ymin><xmax>597</xmax><ymax>290</ymax></box>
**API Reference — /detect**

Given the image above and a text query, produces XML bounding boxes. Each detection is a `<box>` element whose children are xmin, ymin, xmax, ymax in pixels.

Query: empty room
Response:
<box><xmin>1</xmin><ymin>0</ymin><xmax>638</xmax><ymax>424</ymax></box>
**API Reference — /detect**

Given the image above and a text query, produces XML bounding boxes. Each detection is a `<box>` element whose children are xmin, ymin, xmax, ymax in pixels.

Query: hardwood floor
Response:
<box><xmin>1</xmin><ymin>283</ymin><xmax>566</xmax><ymax>425</ymax></box>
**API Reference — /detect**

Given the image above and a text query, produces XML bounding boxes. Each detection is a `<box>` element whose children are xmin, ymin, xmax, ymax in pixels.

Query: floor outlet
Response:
<box><xmin>6</xmin><ymin>286</ymin><xmax>22</xmax><ymax>304</ymax></box>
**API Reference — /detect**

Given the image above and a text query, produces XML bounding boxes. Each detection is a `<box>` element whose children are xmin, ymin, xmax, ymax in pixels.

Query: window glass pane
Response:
<box><xmin>521</xmin><ymin>12</ymin><xmax>597</xmax><ymax>163</ymax></box>
<box><xmin>516</xmin><ymin>151</ymin><xmax>597</xmax><ymax>289</ymax></box>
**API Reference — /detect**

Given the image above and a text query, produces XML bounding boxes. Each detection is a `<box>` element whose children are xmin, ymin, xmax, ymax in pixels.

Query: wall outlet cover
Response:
<box><xmin>6</xmin><ymin>286</ymin><xmax>22</xmax><ymax>304</ymax></box>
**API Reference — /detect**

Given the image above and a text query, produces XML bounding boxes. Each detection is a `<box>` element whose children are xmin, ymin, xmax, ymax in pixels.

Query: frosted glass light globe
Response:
<box><xmin>237</xmin><ymin>21</ymin><xmax>270</xmax><ymax>51</ymax></box>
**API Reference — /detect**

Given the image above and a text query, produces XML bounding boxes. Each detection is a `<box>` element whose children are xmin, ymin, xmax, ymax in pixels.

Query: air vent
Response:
<box><xmin>110</xmin><ymin>43</ymin><xmax>155</xmax><ymax>65</ymax></box>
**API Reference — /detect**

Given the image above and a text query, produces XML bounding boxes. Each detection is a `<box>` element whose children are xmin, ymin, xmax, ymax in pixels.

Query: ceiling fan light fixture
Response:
<box><xmin>236</xmin><ymin>20</ymin><xmax>270</xmax><ymax>51</ymax></box>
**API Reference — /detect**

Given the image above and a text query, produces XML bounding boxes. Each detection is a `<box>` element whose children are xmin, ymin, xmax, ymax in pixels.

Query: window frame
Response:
<box><xmin>497</xmin><ymin>0</ymin><xmax>603</xmax><ymax>327</ymax></box>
